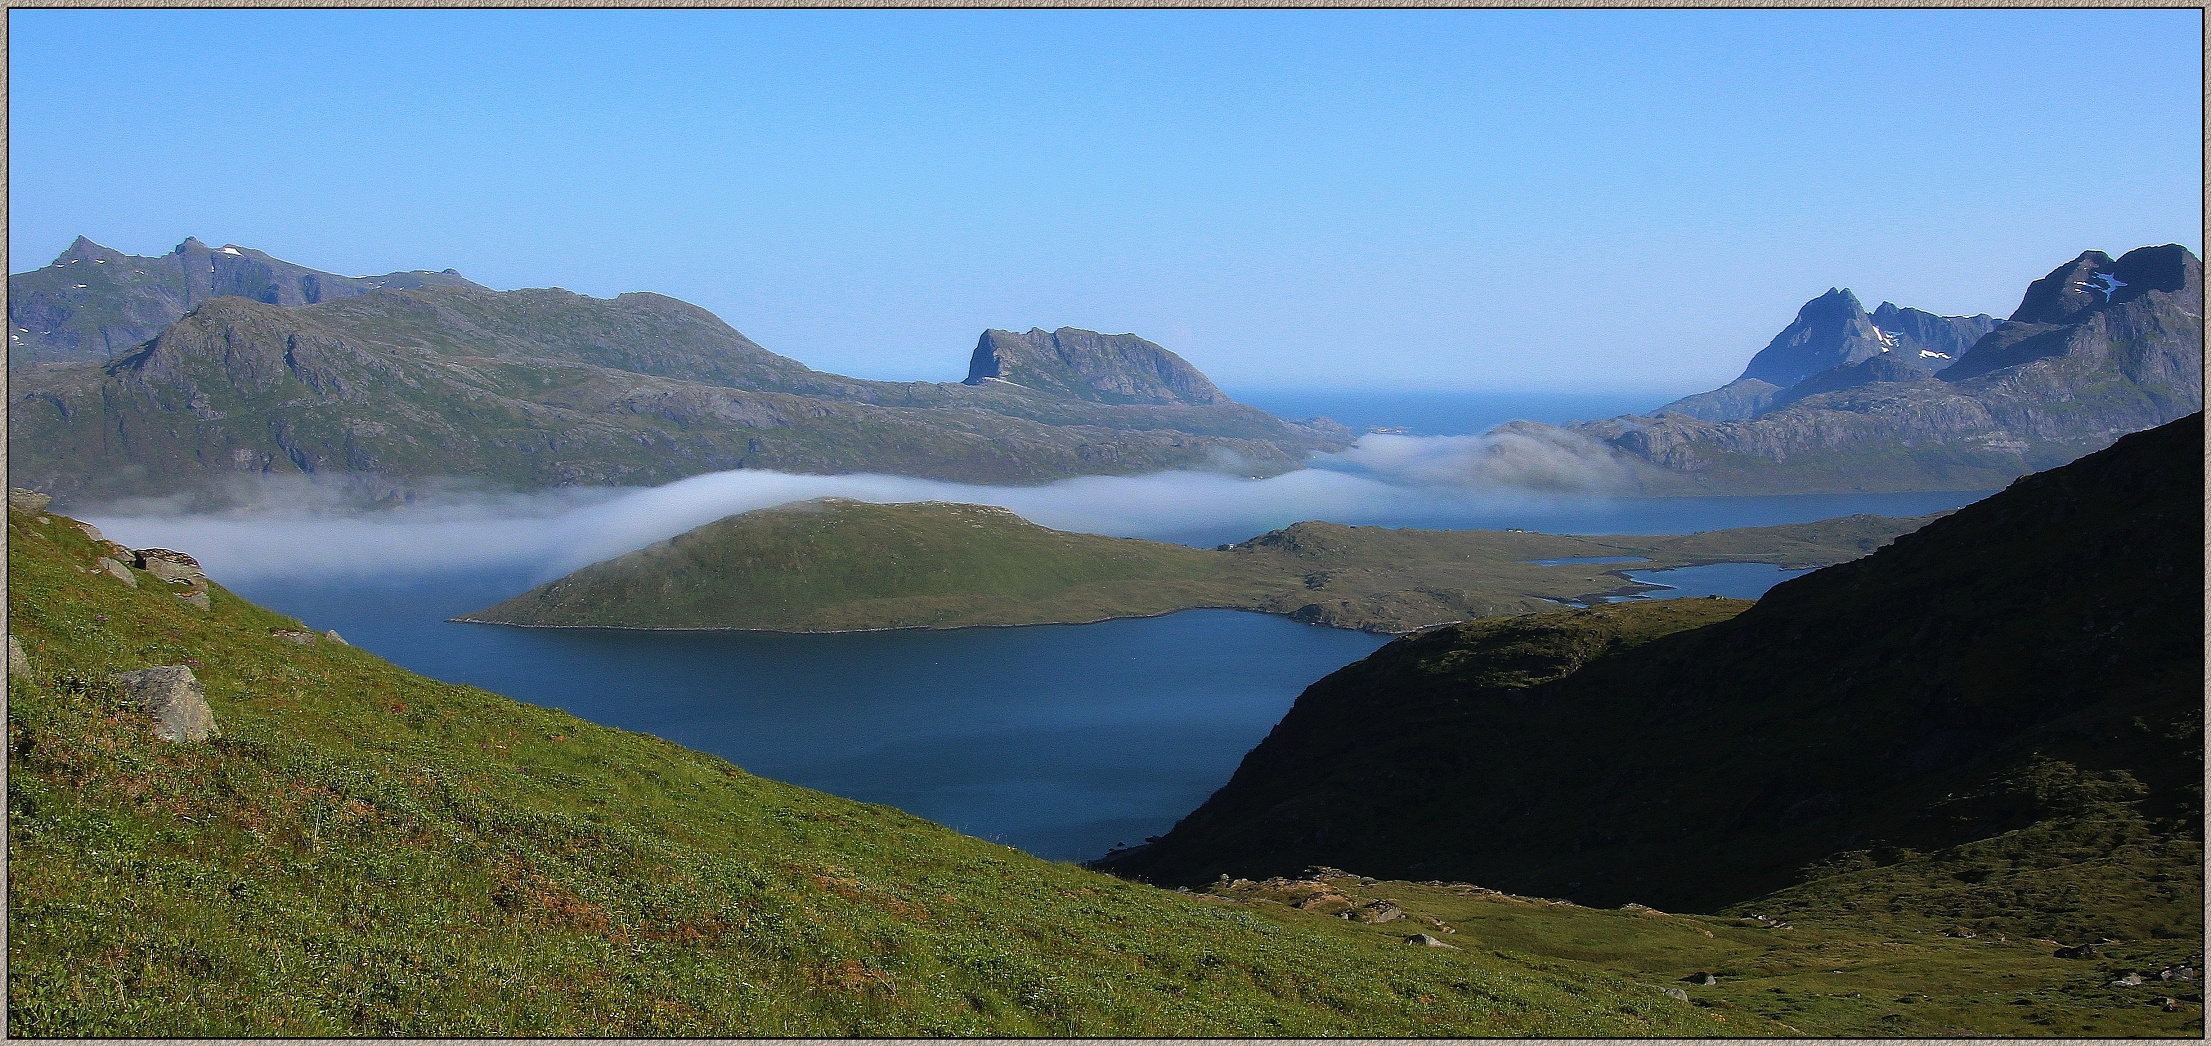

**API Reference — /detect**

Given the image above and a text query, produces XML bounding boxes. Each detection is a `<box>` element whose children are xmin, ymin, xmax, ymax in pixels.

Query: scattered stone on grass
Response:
<box><xmin>110</xmin><ymin>665</ymin><xmax>219</xmax><ymax>742</ymax></box>
<box><xmin>272</xmin><ymin>629</ymin><xmax>319</xmax><ymax>645</ymax></box>
<box><xmin>2113</xmin><ymin>973</ymin><xmax>2145</xmax><ymax>987</ymax></box>
<box><xmin>1663</xmin><ymin>988</ymin><xmax>1690</xmax><ymax>1002</ymax></box>
<box><xmin>2054</xmin><ymin>943</ymin><xmax>2103</xmax><ymax>959</ymax></box>
<box><xmin>324</xmin><ymin>630</ymin><xmax>349</xmax><ymax>645</ymax></box>
<box><xmin>1341</xmin><ymin>900</ymin><xmax>1403</xmax><ymax>924</ymax></box>
<box><xmin>1683</xmin><ymin>972</ymin><xmax>1719</xmax><ymax>986</ymax></box>
<box><xmin>1405</xmin><ymin>933</ymin><xmax>1456</xmax><ymax>948</ymax></box>
<box><xmin>96</xmin><ymin>558</ymin><xmax>138</xmax><ymax>587</ymax></box>
<box><xmin>8</xmin><ymin>636</ymin><xmax>28</xmax><ymax>679</ymax></box>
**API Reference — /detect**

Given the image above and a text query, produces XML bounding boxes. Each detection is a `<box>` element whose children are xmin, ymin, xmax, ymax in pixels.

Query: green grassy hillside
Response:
<box><xmin>1104</xmin><ymin>416</ymin><xmax>2202</xmax><ymax>949</ymax></box>
<box><xmin>461</xmin><ymin>500</ymin><xmax>1928</xmax><ymax>633</ymax></box>
<box><xmin>6</xmin><ymin>500</ymin><xmax>1746</xmax><ymax>1036</ymax></box>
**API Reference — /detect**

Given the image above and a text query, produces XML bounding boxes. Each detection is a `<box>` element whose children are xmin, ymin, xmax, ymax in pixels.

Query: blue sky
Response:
<box><xmin>9</xmin><ymin>9</ymin><xmax>2201</xmax><ymax>394</ymax></box>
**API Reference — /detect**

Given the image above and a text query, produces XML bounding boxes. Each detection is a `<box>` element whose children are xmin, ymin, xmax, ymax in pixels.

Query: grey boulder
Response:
<box><xmin>96</xmin><ymin>557</ymin><xmax>138</xmax><ymax>587</ymax></box>
<box><xmin>110</xmin><ymin>665</ymin><xmax>219</xmax><ymax>742</ymax></box>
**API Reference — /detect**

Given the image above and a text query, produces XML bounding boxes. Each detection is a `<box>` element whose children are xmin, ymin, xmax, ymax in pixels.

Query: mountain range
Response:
<box><xmin>7</xmin><ymin>237</ymin><xmax>2200</xmax><ymax>504</ymax></box>
<box><xmin>8</xmin><ymin>236</ymin><xmax>481</xmax><ymax>364</ymax></box>
<box><xmin>6</xmin><ymin>239</ymin><xmax>1347</xmax><ymax>505</ymax></box>
<box><xmin>1659</xmin><ymin>290</ymin><xmax>2000</xmax><ymax>422</ymax></box>
<box><xmin>1549</xmin><ymin>244</ymin><xmax>2202</xmax><ymax>492</ymax></box>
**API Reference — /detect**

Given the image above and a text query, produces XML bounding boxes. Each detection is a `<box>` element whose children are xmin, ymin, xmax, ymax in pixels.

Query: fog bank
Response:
<box><xmin>80</xmin><ymin>430</ymin><xmax>1650</xmax><ymax>585</ymax></box>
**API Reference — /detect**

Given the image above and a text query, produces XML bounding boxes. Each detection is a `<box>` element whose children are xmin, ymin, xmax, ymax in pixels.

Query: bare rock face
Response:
<box><xmin>964</xmin><ymin>327</ymin><xmax>1227</xmax><ymax>405</ymax></box>
<box><xmin>110</xmin><ymin>665</ymin><xmax>219</xmax><ymax>742</ymax></box>
<box><xmin>8</xmin><ymin>488</ymin><xmax>51</xmax><ymax>513</ymax></box>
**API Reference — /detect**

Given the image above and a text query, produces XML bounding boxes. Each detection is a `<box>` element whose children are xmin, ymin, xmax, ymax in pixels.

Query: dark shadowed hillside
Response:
<box><xmin>1104</xmin><ymin>414</ymin><xmax>2203</xmax><ymax>939</ymax></box>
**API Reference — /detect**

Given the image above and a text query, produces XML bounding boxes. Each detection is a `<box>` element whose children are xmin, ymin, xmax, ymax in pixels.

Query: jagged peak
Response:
<box><xmin>52</xmin><ymin>236</ymin><xmax>124</xmax><ymax>266</ymax></box>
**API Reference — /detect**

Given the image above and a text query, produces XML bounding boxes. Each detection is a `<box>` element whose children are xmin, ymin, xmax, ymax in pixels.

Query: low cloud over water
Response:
<box><xmin>82</xmin><ymin>430</ymin><xmax>1646</xmax><ymax>585</ymax></box>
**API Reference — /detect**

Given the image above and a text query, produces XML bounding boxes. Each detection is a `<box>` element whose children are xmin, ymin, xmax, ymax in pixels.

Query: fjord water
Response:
<box><xmin>102</xmin><ymin>391</ymin><xmax>1994</xmax><ymax>863</ymax></box>
<box><xmin>200</xmin><ymin>489</ymin><xmax>1976</xmax><ymax>863</ymax></box>
<box><xmin>218</xmin><ymin>569</ymin><xmax>1390</xmax><ymax>861</ymax></box>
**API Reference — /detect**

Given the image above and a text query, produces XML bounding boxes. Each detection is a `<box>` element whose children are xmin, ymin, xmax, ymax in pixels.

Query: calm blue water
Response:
<box><xmin>1614</xmin><ymin>562</ymin><xmax>1815</xmax><ymax>601</ymax></box>
<box><xmin>223</xmin><ymin>569</ymin><xmax>1389</xmax><ymax>861</ymax></box>
<box><xmin>136</xmin><ymin>388</ymin><xmax>1998</xmax><ymax>864</ymax></box>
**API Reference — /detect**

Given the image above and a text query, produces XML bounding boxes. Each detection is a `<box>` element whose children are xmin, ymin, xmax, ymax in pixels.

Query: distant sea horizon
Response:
<box><xmin>1234</xmin><ymin>388</ymin><xmax>1693</xmax><ymax>436</ymax></box>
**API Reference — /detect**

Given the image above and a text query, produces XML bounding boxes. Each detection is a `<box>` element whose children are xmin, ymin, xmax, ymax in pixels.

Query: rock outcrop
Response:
<box><xmin>134</xmin><ymin>549</ymin><xmax>205</xmax><ymax>584</ymax></box>
<box><xmin>134</xmin><ymin>549</ymin><xmax>211</xmax><ymax>609</ymax></box>
<box><xmin>8</xmin><ymin>636</ymin><xmax>29</xmax><ymax>679</ymax></box>
<box><xmin>110</xmin><ymin>665</ymin><xmax>219</xmax><ymax>742</ymax></box>
<box><xmin>964</xmin><ymin>327</ymin><xmax>1227</xmax><ymax>405</ymax></box>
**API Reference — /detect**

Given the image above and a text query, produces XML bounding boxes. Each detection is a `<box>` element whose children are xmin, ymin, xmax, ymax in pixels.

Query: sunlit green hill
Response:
<box><xmin>460</xmin><ymin>499</ymin><xmax>1927</xmax><ymax>633</ymax></box>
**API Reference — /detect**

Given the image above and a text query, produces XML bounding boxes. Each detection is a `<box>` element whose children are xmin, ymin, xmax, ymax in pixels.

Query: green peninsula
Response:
<box><xmin>457</xmin><ymin>500</ymin><xmax>1933</xmax><ymax>634</ymax></box>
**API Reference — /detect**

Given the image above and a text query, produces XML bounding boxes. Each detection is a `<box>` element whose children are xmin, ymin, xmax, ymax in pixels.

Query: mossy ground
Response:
<box><xmin>1212</xmin><ymin>872</ymin><xmax>2202</xmax><ymax>1037</ymax></box>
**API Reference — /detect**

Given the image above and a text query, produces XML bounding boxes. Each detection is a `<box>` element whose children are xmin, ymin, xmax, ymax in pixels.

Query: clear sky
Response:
<box><xmin>9</xmin><ymin>9</ymin><xmax>2202</xmax><ymax>394</ymax></box>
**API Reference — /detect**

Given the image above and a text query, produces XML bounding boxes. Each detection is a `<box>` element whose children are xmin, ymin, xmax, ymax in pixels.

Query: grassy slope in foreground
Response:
<box><xmin>5</xmin><ymin>503</ymin><xmax>1736</xmax><ymax>1036</ymax></box>
<box><xmin>458</xmin><ymin>499</ymin><xmax>1929</xmax><ymax>633</ymax></box>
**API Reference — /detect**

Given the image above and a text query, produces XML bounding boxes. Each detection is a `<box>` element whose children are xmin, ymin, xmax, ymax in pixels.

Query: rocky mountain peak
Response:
<box><xmin>174</xmin><ymin>237</ymin><xmax>209</xmax><ymax>253</ymax></box>
<box><xmin>2000</xmin><ymin>246</ymin><xmax>2203</xmax><ymax>327</ymax></box>
<box><xmin>1734</xmin><ymin>286</ymin><xmax>1885</xmax><ymax>388</ymax></box>
<box><xmin>54</xmin><ymin>236</ymin><xmax>126</xmax><ymax>267</ymax></box>
<box><xmin>963</xmin><ymin>326</ymin><xmax>1227</xmax><ymax>406</ymax></box>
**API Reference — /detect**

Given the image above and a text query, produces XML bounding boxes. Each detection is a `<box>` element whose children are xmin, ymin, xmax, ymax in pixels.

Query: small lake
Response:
<box><xmin>1612</xmin><ymin>562</ymin><xmax>1815</xmax><ymax>601</ymax></box>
